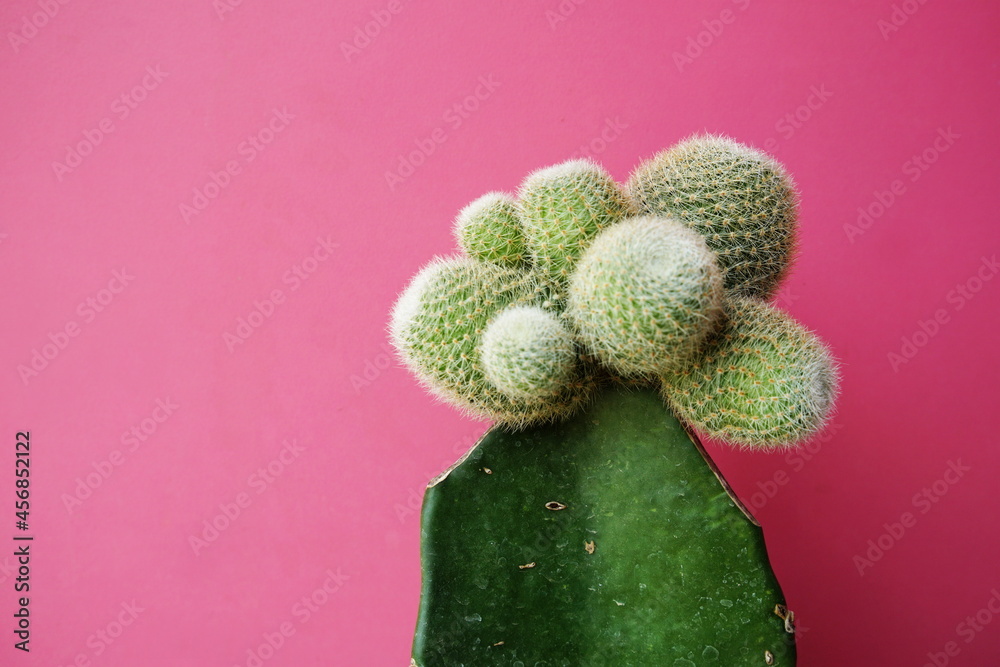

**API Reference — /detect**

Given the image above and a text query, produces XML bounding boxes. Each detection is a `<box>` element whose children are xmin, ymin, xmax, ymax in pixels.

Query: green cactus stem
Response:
<box><xmin>412</xmin><ymin>385</ymin><xmax>795</xmax><ymax>666</ymax></box>
<box><xmin>627</xmin><ymin>135</ymin><xmax>798</xmax><ymax>299</ymax></box>
<box><xmin>518</xmin><ymin>159</ymin><xmax>633</xmax><ymax>289</ymax></box>
<box><xmin>661</xmin><ymin>297</ymin><xmax>839</xmax><ymax>448</ymax></box>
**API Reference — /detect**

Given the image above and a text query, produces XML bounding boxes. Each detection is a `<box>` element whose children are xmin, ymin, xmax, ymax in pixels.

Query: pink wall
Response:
<box><xmin>1</xmin><ymin>1</ymin><xmax>997</xmax><ymax>665</ymax></box>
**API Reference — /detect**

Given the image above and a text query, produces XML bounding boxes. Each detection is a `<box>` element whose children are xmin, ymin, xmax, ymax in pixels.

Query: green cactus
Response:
<box><xmin>412</xmin><ymin>386</ymin><xmax>795</xmax><ymax>666</ymax></box>
<box><xmin>454</xmin><ymin>192</ymin><xmax>528</xmax><ymax>267</ymax></box>
<box><xmin>567</xmin><ymin>215</ymin><xmax>724</xmax><ymax>376</ymax></box>
<box><xmin>390</xmin><ymin>256</ymin><xmax>591</xmax><ymax>426</ymax></box>
<box><xmin>518</xmin><ymin>159</ymin><xmax>633</xmax><ymax>289</ymax></box>
<box><xmin>661</xmin><ymin>297</ymin><xmax>839</xmax><ymax>448</ymax></box>
<box><xmin>480</xmin><ymin>305</ymin><xmax>580</xmax><ymax>403</ymax></box>
<box><xmin>627</xmin><ymin>134</ymin><xmax>798</xmax><ymax>299</ymax></box>
<box><xmin>393</xmin><ymin>140</ymin><xmax>839</xmax><ymax>666</ymax></box>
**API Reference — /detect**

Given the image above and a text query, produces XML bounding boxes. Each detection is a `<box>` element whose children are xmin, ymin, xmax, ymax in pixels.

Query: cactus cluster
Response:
<box><xmin>391</xmin><ymin>134</ymin><xmax>838</xmax><ymax>447</ymax></box>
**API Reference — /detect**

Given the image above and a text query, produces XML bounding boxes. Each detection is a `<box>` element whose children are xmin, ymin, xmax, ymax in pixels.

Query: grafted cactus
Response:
<box><xmin>661</xmin><ymin>297</ymin><xmax>839</xmax><ymax>448</ymax></box>
<box><xmin>567</xmin><ymin>215</ymin><xmax>724</xmax><ymax>376</ymax></box>
<box><xmin>627</xmin><ymin>134</ymin><xmax>798</xmax><ymax>299</ymax></box>
<box><xmin>518</xmin><ymin>159</ymin><xmax>633</xmax><ymax>289</ymax></box>
<box><xmin>392</xmin><ymin>137</ymin><xmax>839</xmax><ymax>666</ymax></box>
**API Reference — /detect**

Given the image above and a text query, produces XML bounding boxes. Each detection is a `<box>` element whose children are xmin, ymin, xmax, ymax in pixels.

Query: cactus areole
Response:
<box><xmin>391</xmin><ymin>135</ymin><xmax>839</xmax><ymax>664</ymax></box>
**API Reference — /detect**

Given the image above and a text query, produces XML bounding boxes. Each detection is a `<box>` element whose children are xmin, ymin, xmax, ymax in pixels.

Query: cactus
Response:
<box><xmin>480</xmin><ymin>305</ymin><xmax>580</xmax><ymax>403</ymax></box>
<box><xmin>567</xmin><ymin>215</ymin><xmax>724</xmax><ymax>376</ymax></box>
<box><xmin>627</xmin><ymin>134</ymin><xmax>798</xmax><ymax>299</ymax></box>
<box><xmin>518</xmin><ymin>159</ymin><xmax>633</xmax><ymax>289</ymax></box>
<box><xmin>454</xmin><ymin>192</ymin><xmax>528</xmax><ymax>268</ymax></box>
<box><xmin>412</xmin><ymin>386</ymin><xmax>795</xmax><ymax>666</ymax></box>
<box><xmin>661</xmin><ymin>297</ymin><xmax>839</xmax><ymax>448</ymax></box>
<box><xmin>392</xmin><ymin>138</ymin><xmax>839</xmax><ymax>665</ymax></box>
<box><xmin>390</xmin><ymin>256</ymin><xmax>591</xmax><ymax>426</ymax></box>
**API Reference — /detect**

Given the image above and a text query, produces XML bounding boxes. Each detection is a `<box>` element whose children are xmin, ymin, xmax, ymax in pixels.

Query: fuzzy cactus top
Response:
<box><xmin>390</xmin><ymin>134</ymin><xmax>839</xmax><ymax>448</ymax></box>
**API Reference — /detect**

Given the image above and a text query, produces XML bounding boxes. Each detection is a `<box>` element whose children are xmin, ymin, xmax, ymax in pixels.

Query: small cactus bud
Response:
<box><xmin>481</xmin><ymin>305</ymin><xmax>579</xmax><ymax>402</ymax></box>
<box><xmin>567</xmin><ymin>216</ymin><xmax>724</xmax><ymax>376</ymax></box>
<box><xmin>454</xmin><ymin>192</ymin><xmax>528</xmax><ymax>267</ymax></box>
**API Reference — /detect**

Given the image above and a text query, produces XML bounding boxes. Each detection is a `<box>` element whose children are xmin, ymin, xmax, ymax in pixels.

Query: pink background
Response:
<box><xmin>1</xmin><ymin>1</ymin><xmax>998</xmax><ymax>665</ymax></box>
